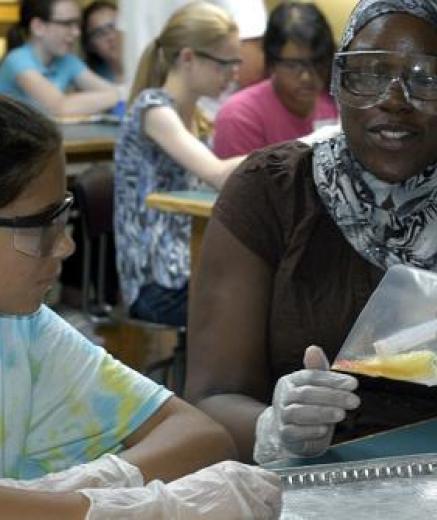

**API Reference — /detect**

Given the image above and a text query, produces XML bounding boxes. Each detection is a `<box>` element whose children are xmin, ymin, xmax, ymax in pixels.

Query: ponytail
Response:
<box><xmin>128</xmin><ymin>2</ymin><xmax>238</xmax><ymax>106</ymax></box>
<box><xmin>128</xmin><ymin>40</ymin><xmax>169</xmax><ymax>106</ymax></box>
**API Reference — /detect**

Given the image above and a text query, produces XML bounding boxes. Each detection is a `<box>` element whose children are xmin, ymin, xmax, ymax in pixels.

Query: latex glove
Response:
<box><xmin>298</xmin><ymin>122</ymin><xmax>341</xmax><ymax>146</ymax></box>
<box><xmin>0</xmin><ymin>454</ymin><xmax>143</xmax><ymax>491</ymax></box>
<box><xmin>254</xmin><ymin>345</ymin><xmax>360</xmax><ymax>463</ymax></box>
<box><xmin>79</xmin><ymin>461</ymin><xmax>282</xmax><ymax>519</ymax></box>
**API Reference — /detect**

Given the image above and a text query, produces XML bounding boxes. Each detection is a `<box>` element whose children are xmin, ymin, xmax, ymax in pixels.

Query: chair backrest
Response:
<box><xmin>73</xmin><ymin>165</ymin><xmax>115</xmax><ymax>317</ymax></box>
<box><xmin>74</xmin><ymin>166</ymin><xmax>114</xmax><ymax>238</ymax></box>
<box><xmin>73</xmin><ymin>165</ymin><xmax>186</xmax><ymax>395</ymax></box>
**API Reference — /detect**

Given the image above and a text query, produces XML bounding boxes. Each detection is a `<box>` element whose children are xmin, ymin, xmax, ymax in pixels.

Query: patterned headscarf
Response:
<box><xmin>339</xmin><ymin>0</ymin><xmax>437</xmax><ymax>51</ymax></box>
<box><xmin>331</xmin><ymin>0</ymin><xmax>437</xmax><ymax>100</ymax></box>
<box><xmin>313</xmin><ymin>0</ymin><xmax>437</xmax><ymax>272</ymax></box>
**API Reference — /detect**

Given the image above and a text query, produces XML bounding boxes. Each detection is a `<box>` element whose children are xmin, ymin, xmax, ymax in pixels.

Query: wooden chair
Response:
<box><xmin>73</xmin><ymin>165</ymin><xmax>186</xmax><ymax>395</ymax></box>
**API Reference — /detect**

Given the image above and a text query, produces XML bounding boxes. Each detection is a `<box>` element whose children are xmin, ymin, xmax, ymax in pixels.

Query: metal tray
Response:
<box><xmin>272</xmin><ymin>453</ymin><xmax>437</xmax><ymax>519</ymax></box>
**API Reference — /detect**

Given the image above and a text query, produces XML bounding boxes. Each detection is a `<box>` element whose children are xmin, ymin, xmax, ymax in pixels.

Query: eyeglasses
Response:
<box><xmin>0</xmin><ymin>192</ymin><xmax>73</xmax><ymax>257</ymax></box>
<box><xmin>334</xmin><ymin>51</ymin><xmax>437</xmax><ymax>115</ymax></box>
<box><xmin>271</xmin><ymin>55</ymin><xmax>325</xmax><ymax>78</ymax></box>
<box><xmin>48</xmin><ymin>18</ymin><xmax>81</xmax><ymax>30</ymax></box>
<box><xmin>87</xmin><ymin>21</ymin><xmax>116</xmax><ymax>41</ymax></box>
<box><xmin>195</xmin><ymin>50</ymin><xmax>242</xmax><ymax>70</ymax></box>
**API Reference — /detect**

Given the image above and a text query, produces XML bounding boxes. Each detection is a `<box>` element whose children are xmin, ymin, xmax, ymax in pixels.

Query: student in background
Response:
<box><xmin>0</xmin><ymin>94</ymin><xmax>280</xmax><ymax>520</ymax></box>
<box><xmin>81</xmin><ymin>1</ymin><xmax>123</xmax><ymax>83</ymax></box>
<box><xmin>117</xmin><ymin>0</ymin><xmax>267</xmax><ymax>90</ymax></box>
<box><xmin>197</xmin><ymin>0</ymin><xmax>268</xmax><ymax>121</ymax></box>
<box><xmin>114</xmin><ymin>2</ymin><xmax>246</xmax><ymax>329</ymax></box>
<box><xmin>213</xmin><ymin>2</ymin><xmax>338</xmax><ymax>158</ymax></box>
<box><xmin>0</xmin><ymin>0</ymin><xmax>123</xmax><ymax>117</ymax></box>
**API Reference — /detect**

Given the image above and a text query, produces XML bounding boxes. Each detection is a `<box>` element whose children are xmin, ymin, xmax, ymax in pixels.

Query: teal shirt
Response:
<box><xmin>0</xmin><ymin>305</ymin><xmax>172</xmax><ymax>479</ymax></box>
<box><xmin>0</xmin><ymin>43</ymin><xmax>85</xmax><ymax>106</ymax></box>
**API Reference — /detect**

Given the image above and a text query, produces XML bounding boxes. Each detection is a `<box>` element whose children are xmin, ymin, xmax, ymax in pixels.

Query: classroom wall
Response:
<box><xmin>0</xmin><ymin>0</ymin><xmax>17</xmax><ymax>56</ymax></box>
<box><xmin>80</xmin><ymin>0</ymin><xmax>357</xmax><ymax>44</ymax></box>
<box><xmin>0</xmin><ymin>0</ymin><xmax>358</xmax><ymax>56</ymax></box>
<box><xmin>265</xmin><ymin>0</ymin><xmax>358</xmax><ymax>43</ymax></box>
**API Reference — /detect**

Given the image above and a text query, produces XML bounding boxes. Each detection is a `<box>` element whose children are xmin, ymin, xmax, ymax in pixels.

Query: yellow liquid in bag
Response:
<box><xmin>332</xmin><ymin>349</ymin><xmax>437</xmax><ymax>383</ymax></box>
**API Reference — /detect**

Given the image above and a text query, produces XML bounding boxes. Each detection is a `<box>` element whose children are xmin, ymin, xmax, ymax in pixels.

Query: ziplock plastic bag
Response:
<box><xmin>332</xmin><ymin>265</ymin><xmax>437</xmax><ymax>385</ymax></box>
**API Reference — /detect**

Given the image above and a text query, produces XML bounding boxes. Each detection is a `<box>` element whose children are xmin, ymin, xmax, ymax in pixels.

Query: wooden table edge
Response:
<box><xmin>146</xmin><ymin>192</ymin><xmax>214</xmax><ymax>218</ymax></box>
<box><xmin>63</xmin><ymin>139</ymin><xmax>115</xmax><ymax>155</ymax></box>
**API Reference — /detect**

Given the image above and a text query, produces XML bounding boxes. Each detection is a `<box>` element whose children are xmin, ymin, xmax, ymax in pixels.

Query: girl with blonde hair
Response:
<box><xmin>115</xmin><ymin>1</ymin><xmax>245</xmax><ymax>327</ymax></box>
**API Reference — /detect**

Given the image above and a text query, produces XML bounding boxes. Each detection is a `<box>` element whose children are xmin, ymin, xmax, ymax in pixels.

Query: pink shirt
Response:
<box><xmin>213</xmin><ymin>79</ymin><xmax>338</xmax><ymax>158</ymax></box>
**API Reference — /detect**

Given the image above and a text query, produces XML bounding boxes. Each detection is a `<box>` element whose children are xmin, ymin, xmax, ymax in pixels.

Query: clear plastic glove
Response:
<box><xmin>254</xmin><ymin>345</ymin><xmax>360</xmax><ymax>463</ymax></box>
<box><xmin>79</xmin><ymin>460</ymin><xmax>282</xmax><ymax>520</ymax></box>
<box><xmin>0</xmin><ymin>454</ymin><xmax>143</xmax><ymax>491</ymax></box>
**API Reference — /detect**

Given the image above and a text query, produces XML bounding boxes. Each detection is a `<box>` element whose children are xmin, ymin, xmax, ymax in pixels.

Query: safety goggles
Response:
<box><xmin>47</xmin><ymin>17</ymin><xmax>81</xmax><ymax>30</ymax></box>
<box><xmin>195</xmin><ymin>50</ymin><xmax>242</xmax><ymax>70</ymax></box>
<box><xmin>0</xmin><ymin>192</ymin><xmax>73</xmax><ymax>257</ymax></box>
<box><xmin>271</xmin><ymin>55</ymin><xmax>326</xmax><ymax>79</ymax></box>
<box><xmin>87</xmin><ymin>21</ymin><xmax>117</xmax><ymax>41</ymax></box>
<box><xmin>333</xmin><ymin>51</ymin><xmax>437</xmax><ymax>115</ymax></box>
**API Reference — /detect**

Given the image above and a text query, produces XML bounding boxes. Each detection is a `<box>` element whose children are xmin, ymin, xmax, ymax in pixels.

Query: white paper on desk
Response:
<box><xmin>55</xmin><ymin>114</ymin><xmax>120</xmax><ymax>125</ymax></box>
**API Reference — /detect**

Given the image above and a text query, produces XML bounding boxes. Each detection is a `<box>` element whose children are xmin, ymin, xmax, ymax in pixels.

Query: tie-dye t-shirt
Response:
<box><xmin>0</xmin><ymin>305</ymin><xmax>172</xmax><ymax>479</ymax></box>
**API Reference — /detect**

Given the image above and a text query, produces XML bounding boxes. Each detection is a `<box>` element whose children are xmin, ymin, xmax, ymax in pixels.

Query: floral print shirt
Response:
<box><xmin>114</xmin><ymin>89</ymin><xmax>203</xmax><ymax>306</ymax></box>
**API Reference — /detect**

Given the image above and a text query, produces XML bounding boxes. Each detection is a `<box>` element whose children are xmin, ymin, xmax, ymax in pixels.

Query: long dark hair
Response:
<box><xmin>7</xmin><ymin>0</ymin><xmax>62</xmax><ymax>51</ymax></box>
<box><xmin>263</xmin><ymin>2</ymin><xmax>336</xmax><ymax>86</ymax></box>
<box><xmin>0</xmin><ymin>95</ymin><xmax>61</xmax><ymax>207</ymax></box>
<box><xmin>81</xmin><ymin>1</ymin><xmax>116</xmax><ymax>72</ymax></box>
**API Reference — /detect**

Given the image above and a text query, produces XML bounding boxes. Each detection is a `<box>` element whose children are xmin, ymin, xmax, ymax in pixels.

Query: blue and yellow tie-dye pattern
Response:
<box><xmin>0</xmin><ymin>305</ymin><xmax>172</xmax><ymax>479</ymax></box>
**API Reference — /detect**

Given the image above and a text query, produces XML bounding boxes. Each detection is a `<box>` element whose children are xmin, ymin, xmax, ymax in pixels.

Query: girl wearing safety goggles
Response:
<box><xmin>0</xmin><ymin>96</ymin><xmax>280</xmax><ymax>520</ymax></box>
<box><xmin>81</xmin><ymin>1</ymin><xmax>123</xmax><ymax>84</ymax></box>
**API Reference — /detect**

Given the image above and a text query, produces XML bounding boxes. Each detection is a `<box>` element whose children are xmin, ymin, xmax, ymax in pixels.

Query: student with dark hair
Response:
<box><xmin>0</xmin><ymin>94</ymin><xmax>280</xmax><ymax>520</ymax></box>
<box><xmin>0</xmin><ymin>0</ymin><xmax>123</xmax><ymax>116</ymax></box>
<box><xmin>213</xmin><ymin>1</ymin><xmax>338</xmax><ymax>158</ymax></box>
<box><xmin>263</xmin><ymin>1</ymin><xmax>335</xmax><ymax>85</ymax></box>
<box><xmin>81</xmin><ymin>1</ymin><xmax>122</xmax><ymax>83</ymax></box>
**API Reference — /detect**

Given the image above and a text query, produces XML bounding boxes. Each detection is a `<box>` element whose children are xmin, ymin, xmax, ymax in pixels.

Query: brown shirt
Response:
<box><xmin>215</xmin><ymin>140</ymin><xmax>437</xmax><ymax>442</ymax></box>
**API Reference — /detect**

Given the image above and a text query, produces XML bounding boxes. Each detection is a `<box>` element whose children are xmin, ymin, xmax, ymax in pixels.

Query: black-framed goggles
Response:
<box><xmin>194</xmin><ymin>50</ymin><xmax>242</xmax><ymax>69</ymax></box>
<box><xmin>0</xmin><ymin>192</ymin><xmax>73</xmax><ymax>257</ymax></box>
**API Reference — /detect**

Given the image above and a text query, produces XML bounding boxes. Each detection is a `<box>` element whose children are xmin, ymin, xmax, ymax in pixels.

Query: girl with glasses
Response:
<box><xmin>81</xmin><ymin>1</ymin><xmax>123</xmax><ymax>84</ymax></box>
<box><xmin>185</xmin><ymin>0</ymin><xmax>437</xmax><ymax>464</ymax></box>
<box><xmin>0</xmin><ymin>95</ymin><xmax>280</xmax><ymax>520</ymax></box>
<box><xmin>0</xmin><ymin>0</ymin><xmax>124</xmax><ymax>117</ymax></box>
<box><xmin>213</xmin><ymin>2</ymin><xmax>339</xmax><ymax>158</ymax></box>
<box><xmin>114</xmin><ymin>2</ymin><xmax>246</xmax><ymax>328</ymax></box>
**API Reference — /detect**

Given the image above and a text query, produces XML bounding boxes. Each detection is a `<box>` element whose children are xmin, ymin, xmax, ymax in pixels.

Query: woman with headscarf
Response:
<box><xmin>185</xmin><ymin>0</ymin><xmax>437</xmax><ymax>463</ymax></box>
